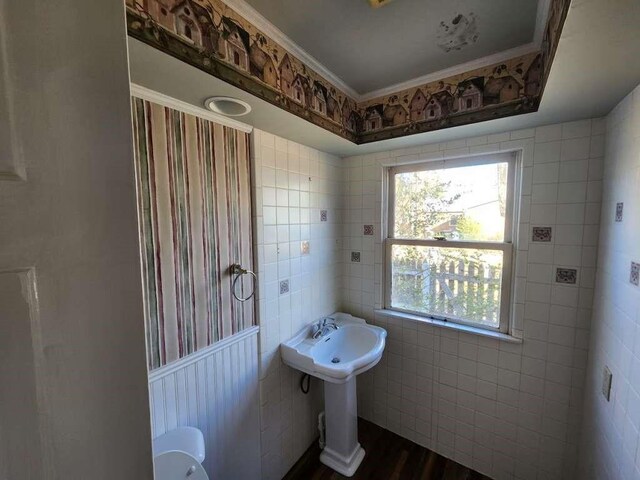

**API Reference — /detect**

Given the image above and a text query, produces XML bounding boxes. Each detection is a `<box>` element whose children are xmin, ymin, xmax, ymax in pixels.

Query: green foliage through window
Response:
<box><xmin>389</xmin><ymin>159</ymin><xmax>512</xmax><ymax>329</ymax></box>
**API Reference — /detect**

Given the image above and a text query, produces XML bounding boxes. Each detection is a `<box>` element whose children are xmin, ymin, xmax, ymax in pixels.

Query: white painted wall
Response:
<box><xmin>578</xmin><ymin>85</ymin><xmax>640</xmax><ymax>479</ymax></box>
<box><xmin>0</xmin><ymin>0</ymin><xmax>153</xmax><ymax>478</ymax></box>
<box><xmin>340</xmin><ymin>120</ymin><xmax>604</xmax><ymax>480</ymax></box>
<box><xmin>251</xmin><ymin>129</ymin><xmax>343</xmax><ymax>479</ymax></box>
<box><xmin>148</xmin><ymin>327</ymin><xmax>262</xmax><ymax>479</ymax></box>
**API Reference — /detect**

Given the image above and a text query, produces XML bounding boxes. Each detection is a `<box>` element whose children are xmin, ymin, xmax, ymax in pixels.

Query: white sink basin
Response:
<box><xmin>280</xmin><ymin>312</ymin><xmax>387</xmax><ymax>383</ymax></box>
<box><xmin>280</xmin><ymin>313</ymin><xmax>387</xmax><ymax>476</ymax></box>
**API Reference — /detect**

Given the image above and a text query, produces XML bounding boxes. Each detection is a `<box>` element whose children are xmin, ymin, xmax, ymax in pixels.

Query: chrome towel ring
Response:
<box><xmin>230</xmin><ymin>263</ymin><xmax>257</xmax><ymax>302</ymax></box>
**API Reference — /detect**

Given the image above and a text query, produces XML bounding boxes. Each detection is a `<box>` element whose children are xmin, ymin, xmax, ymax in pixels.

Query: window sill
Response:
<box><xmin>374</xmin><ymin>309</ymin><xmax>523</xmax><ymax>344</ymax></box>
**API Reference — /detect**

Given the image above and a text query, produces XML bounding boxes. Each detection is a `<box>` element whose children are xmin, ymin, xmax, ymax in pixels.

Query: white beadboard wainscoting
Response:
<box><xmin>148</xmin><ymin>326</ymin><xmax>261</xmax><ymax>479</ymax></box>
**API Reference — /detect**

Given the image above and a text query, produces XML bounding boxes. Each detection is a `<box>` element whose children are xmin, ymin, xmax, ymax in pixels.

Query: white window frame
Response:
<box><xmin>384</xmin><ymin>152</ymin><xmax>519</xmax><ymax>333</ymax></box>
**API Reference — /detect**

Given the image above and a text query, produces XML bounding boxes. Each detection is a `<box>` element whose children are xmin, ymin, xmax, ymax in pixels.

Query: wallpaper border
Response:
<box><xmin>126</xmin><ymin>0</ymin><xmax>570</xmax><ymax>145</ymax></box>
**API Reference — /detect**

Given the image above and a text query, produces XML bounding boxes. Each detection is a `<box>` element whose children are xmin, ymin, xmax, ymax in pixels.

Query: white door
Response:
<box><xmin>0</xmin><ymin>0</ymin><xmax>154</xmax><ymax>478</ymax></box>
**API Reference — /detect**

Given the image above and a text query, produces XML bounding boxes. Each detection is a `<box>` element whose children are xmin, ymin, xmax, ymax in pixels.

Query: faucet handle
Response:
<box><xmin>311</xmin><ymin>321</ymin><xmax>322</xmax><ymax>339</ymax></box>
<box><xmin>311</xmin><ymin>317</ymin><xmax>337</xmax><ymax>339</ymax></box>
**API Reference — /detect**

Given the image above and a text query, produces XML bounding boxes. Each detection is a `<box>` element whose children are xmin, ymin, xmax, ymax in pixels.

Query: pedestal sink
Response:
<box><xmin>280</xmin><ymin>312</ymin><xmax>387</xmax><ymax>476</ymax></box>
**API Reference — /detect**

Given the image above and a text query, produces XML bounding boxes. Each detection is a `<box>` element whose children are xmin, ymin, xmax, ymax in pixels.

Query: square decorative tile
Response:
<box><xmin>616</xmin><ymin>202</ymin><xmax>624</xmax><ymax>222</ymax></box>
<box><xmin>631</xmin><ymin>262</ymin><xmax>640</xmax><ymax>286</ymax></box>
<box><xmin>279</xmin><ymin>279</ymin><xmax>290</xmax><ymax>295</ymax></box>
<box><xmin>556</xmin><ymin>268</ymin><xmax>578</xmax><ymax>284</ymax></box>
<box><xmin>363</xmin><ymin>225</ymin><xmax>374</xmax><ymax>236</ymax></box>
<box><xmin>351</xmin><ymin>251</ymin><xmax>361</xmax><ymax>263</ymax></box>
<box><xmin>301</xmin><ymin>241</ymin><xmax>310</xmax><ymax>255</ymax></box>
<box><xmin>320</xmin><ymin>210</ymin><xmax>328</xmax><ymax>222</ymax></box>
<box><xmin>532</xmin><ymin>226</ymin><xmax>552</xmax><ymax>242</ymax></box>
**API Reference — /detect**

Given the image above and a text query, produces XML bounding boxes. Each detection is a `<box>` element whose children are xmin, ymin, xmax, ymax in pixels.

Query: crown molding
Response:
<box><xmin>220</xmin><ymin>0</ymin><xmax>360</xmax><ymax>100</ymax></box>
<box><xmin>220</xmin><ymin>0</ymin><xmax>550</xmax><ymax>103</ymax></box>
<box><xmin>358</xmin><ymin>42</ymin><xmax>540</xmax><ymax>102</ymax></box>
<box><xmin>130</xmin><ymin>83</ymin><xmax>254</xmax><ymax>133</ymax></box>
<box><xmin>534</xmin><ymin>0</ymin><xmax>551</xmax><ymax>46</ymax></box>
<box><xmin>127</xmin><ymin>0</ymin><xmax>562</xmax><ymax>144</ymax></box>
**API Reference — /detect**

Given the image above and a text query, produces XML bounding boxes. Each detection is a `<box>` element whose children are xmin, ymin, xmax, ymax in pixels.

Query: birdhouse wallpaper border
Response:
<box><xmin>125</xmin><ymin>0</ymin><xmax>570</xmax><ymax>145</ymax></box>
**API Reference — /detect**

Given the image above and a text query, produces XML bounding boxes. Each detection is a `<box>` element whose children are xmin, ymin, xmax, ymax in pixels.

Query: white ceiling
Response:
<box><xmin>128</xmin><ymin>0</ymin><xmax>640</xmax><ymax>157</ymax></box>
<box><xmin>242</xmin><ymin>0</ymin><xmax>540</xmax><ymax>94</ymax></box>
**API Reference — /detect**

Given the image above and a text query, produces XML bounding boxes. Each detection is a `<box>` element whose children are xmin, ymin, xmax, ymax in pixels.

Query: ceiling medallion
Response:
<box><xmin>437</xmin><ymin>13</ymin><xmax>479</xmax><ymax>52</ymax></box>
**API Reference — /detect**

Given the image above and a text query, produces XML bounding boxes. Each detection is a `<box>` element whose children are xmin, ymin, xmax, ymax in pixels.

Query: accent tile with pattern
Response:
<box><xmin>364</xmin><ymin>225</ymin><xmax>374</xmax><ymax>235</ymax></box>
<box><xmin>532</xmin><ymin>226</ymin><xmax>552</xmax><ymax>242</ymax></box>
<box><xmin>351</xmin><ymin>252</ymin><xmax>361</xmax><ymax>263</ymax></box>
<box><xmin>556</xmin><ymin>268</ymin><xmax>578</xmax><ymax>284</ymax></box>
<box><xmin>320</xmin><ymin>210</ymin><xmax>328</xmax><ymax>222</ymax></box>
<box><xmin>301</xmin><ymin>241</ymin><xmax>310</xmax><ymax>255</ymax></box>
<box><xmin>631</xmin><ymin>262</ymin><xmax>640</xmax><ymax>286</ymax></box>
<box><xmin>279</xmin><ymin>279</ymin><xmax>290</xmax><ymax>295</ymax></box>
<box><xmin>616</xmin><ymin>202</ymin><xmax>624</xmax><ymax>222</ymax></box>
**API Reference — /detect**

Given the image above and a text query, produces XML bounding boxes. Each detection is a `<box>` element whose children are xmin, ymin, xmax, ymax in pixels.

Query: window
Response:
<box><xmin>466</xmin><ymin>98</ymin><xmax>473</xmax><ymax>109</ymax></box>
<box><xmin>385</xmin><ymin>153</ymin><xmax>518</xmax><ymax>332</ymax></box>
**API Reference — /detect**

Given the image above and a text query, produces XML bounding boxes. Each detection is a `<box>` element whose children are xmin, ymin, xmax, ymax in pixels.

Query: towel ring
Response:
<box><xmin>230</xmin><ymin>264</ymin><xmax>257</xmax><ymax>302</ymax></box>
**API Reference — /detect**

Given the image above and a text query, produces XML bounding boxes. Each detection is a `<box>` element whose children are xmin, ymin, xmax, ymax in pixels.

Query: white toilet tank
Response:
<box><xmin>153</xmin><ymin>427</ymin><xmax>209</xmax><ymax>480</ymax></box>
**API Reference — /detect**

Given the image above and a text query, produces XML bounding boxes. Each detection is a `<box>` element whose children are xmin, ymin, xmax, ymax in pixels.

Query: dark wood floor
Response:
<box><xmin>283</xmin><ymin>419</ymin><xmax>491</xmax><ymax>480</ymax></box>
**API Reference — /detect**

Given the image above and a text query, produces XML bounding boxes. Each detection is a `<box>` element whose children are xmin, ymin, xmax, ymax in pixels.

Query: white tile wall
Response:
<box><xmin>578</xmin><ymin>85</ymin><xmax>640</xmax><ymax>479</ymax></box>
<box><xmin>249</xmin><ymin>103</ymin><xmax>640</xmax><ymax>479</ymax></box>
<box><xmin>340</xmin><ymin>119</ymin><xmax>605</xmax><ymax>480</ymax></box>
<box><xmin>250</xmin><ymin>129</ymin><xmax>344</xmax><ymax>480</ymax></box>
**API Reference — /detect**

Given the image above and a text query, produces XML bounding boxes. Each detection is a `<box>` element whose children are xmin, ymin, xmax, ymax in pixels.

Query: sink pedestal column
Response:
<box><xmin>320</xmin><ymin>377</ymin><xmax>365</xmax><ymax>476</ymax></box>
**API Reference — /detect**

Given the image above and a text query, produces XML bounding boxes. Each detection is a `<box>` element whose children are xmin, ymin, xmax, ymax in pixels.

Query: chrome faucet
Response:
<box><xmin>311</xmin><ymin>317</ymin><xmax>339</xmax><ymax>339</ymax></box>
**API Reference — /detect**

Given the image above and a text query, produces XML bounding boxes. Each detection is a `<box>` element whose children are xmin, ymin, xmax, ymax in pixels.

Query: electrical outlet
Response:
<box><xmin>602</xmin><ymin>366</ymin><xmax>612</xmax><ymax>401</ymax></box>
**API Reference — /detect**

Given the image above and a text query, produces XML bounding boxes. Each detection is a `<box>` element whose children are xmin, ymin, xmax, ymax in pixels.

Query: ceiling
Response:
<box><xmin>128</xmin><ymin>0</ymin><xmax>640</xmax><ymax>157</ymax></box>
<box><xmin>243</xmin><ymin>0</ymin><xmax>541</xmax><ymax>94</ymax></box>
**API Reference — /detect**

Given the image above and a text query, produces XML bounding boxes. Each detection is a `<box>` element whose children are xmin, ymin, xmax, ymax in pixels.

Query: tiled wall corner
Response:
<box><xmin>578</xmin><ymin>85</ymin><xmax>640</xmax><ymax>479</ymax></box>
<box><xmin>250</xmin><ymin>129</ymin><xmax>344</xmax><ymax>480</ymax></box>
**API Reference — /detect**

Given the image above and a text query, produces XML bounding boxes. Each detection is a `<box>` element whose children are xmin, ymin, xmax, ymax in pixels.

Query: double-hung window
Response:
<box><xmin>384</xmin><ymin>153</ymin><xmax>518</xmax><ymax>333</ymax></box>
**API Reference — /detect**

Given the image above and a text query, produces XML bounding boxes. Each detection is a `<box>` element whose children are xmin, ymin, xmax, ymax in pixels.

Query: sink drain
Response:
<box><xmin>331</xmin><ymin>357</ymin><xmax>341</xmax><ymax>364</ymax></box>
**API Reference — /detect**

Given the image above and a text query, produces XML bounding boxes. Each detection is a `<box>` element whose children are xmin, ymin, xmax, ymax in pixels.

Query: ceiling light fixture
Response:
<box><xmin>204</xmin><ymin>96</ymin><xmax>251</xmax><ymax>117</ymax></box>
